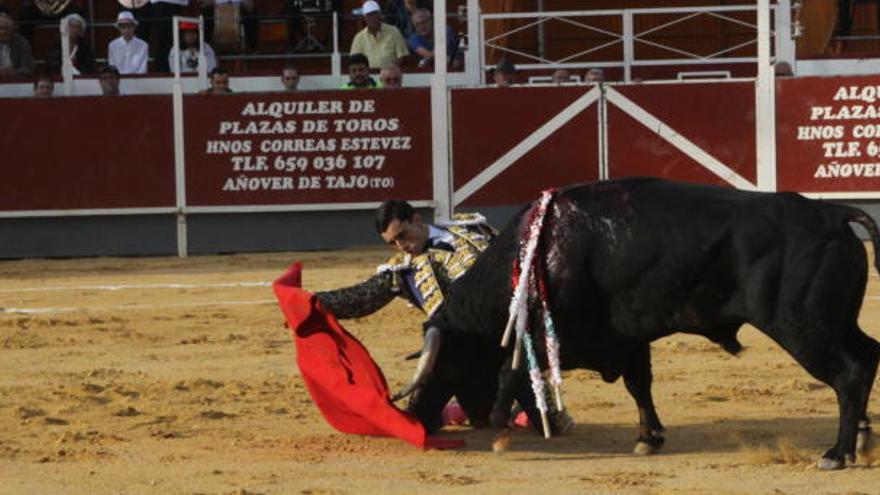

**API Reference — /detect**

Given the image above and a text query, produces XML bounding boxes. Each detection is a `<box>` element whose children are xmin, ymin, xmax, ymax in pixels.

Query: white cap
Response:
<box><xmin>362</xmin><ymin>1</ymin><xmax>381</xmax><ymax>15</ymax></box>
<box><xmin>116</xmin><ymin>11</ymin><xmax>138</xmax><ymax>26</ymax></box>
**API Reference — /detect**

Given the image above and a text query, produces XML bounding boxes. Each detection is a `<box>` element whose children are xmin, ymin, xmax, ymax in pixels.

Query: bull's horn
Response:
<box><xmin>391</xmin><ymin>326</ymin><xmax>442</xmax><ymax>402</ymax></box>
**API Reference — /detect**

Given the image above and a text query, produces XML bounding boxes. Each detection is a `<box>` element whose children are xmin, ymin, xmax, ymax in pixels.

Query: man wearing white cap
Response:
<box><xmin>350</xmin><ymin>0</ymin><xmax>409</xmax><ymax>70</ymax></box>
<box><xmin>108</xmin><ymin>11</ymin><xmax>150</xmax><ymax>75</ymax></box>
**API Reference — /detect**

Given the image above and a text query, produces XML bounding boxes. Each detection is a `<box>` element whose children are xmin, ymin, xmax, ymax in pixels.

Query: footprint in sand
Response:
<box><xmin>199</xmin><ymin>410</ymin><xmax>236</xmax><ymax>420</ymax></box>
<box><xmin>113</xmin><ymin>407</ymin><xmax>141</xmax><ymax>417</ymax></box>
<box><xmin>17</xmin><ymin>406</ymin><xmax>46</xmax><ymax>419</ymax></box>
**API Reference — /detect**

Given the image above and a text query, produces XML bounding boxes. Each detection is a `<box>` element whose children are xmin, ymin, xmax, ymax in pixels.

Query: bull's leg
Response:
<box><xmin>623</xmin><ymin>343</ymin><xmax>665</xmax><ymax>455</ymax></box>
<box><xmin>407</xmin><ymin>379</ymin><xmax>454</xmax><ymax>434</ymax></box>
<box><xmin>488</xmin><ymin>359</ymin><xmax>522</xmax><ymax>428</ymax></box>
<box><xmin>855</xmin><ymin>331</ymin><xmax>879</xmax><ymax>457</ymax></box>
<box><xmin>774</xmin><ymin>328</ymin><xmax>879</xmax><ymax>470</ymax></box>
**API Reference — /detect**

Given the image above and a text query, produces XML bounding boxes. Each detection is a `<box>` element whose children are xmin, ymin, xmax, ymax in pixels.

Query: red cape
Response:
<box><xmin>273</xmin><ymin>262</ymin><xmax>463</xmax><ymax>450</ymax></box>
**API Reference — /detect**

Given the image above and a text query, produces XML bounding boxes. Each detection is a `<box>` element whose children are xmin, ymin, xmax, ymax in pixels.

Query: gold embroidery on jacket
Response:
<box><xmin>377</xmin><ymin>214</ymin><xmax>494</xmax><ymax>317</ymax></box>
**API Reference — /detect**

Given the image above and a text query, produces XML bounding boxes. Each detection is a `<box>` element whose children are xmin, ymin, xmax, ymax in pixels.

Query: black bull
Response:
<box><xmin>402</xmin><ymin>178</ymin><xmax>880</xmax><ymax>469</ymax></box>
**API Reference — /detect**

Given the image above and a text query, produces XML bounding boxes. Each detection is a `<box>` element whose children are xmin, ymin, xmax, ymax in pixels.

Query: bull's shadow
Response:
<box><xmin>439</xmin><ymin>416</ymin><xmax>840</xmax><ymax>459</ymax></box>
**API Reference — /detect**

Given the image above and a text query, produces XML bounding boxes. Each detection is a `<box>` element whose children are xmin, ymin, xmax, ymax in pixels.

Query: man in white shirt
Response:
<box><xmin>350</xmin><ymin>0</ymin><xmax>409</xmax><ymax>70</ymax></box>
<box><xmin>108</xmin><ymin>11</ymin><xmax>149</xmax><ymax>75</ymax></box>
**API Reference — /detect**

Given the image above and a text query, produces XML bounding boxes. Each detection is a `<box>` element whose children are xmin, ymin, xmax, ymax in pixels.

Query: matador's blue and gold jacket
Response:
<box><xmin>315</xmin><ymin>213</ymin><xmax>496</xmax><ymax>319</ymax></box>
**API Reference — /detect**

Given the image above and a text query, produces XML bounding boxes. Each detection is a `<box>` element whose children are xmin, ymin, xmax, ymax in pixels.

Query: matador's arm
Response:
<box><xmin>314</xmin><ymin>271</ymin><xmax>397</xmax><ymax>319</ymax></box>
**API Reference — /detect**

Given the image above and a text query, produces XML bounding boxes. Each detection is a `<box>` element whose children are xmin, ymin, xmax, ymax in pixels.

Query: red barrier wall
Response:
<box><xmin>776</xmin><ymin>75</ymin><xmax>880</xmax><ymax>193</ymax></box>
<box><xmin>0</xmin><ymin>95</ymin><xmax>175</xmax><ymax>210</ymax></box>
<box><xmin>607</xmin><ymin>81</ymin><xmax>757</xmax><ymax>186</ymax></box>
<box><xmin>183</xmin><ymin>89</ymin><xmax>432</xmax><ymax>206</ymax></box>
<box><xmin>452</xmin><ymin>86</ymin><xmax>601</xmax><ymax>207</ymax></box>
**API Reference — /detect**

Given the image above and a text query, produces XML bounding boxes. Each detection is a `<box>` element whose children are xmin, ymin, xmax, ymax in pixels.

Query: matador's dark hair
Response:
<box><xmin>375</xmin><ymin>199</ymin><xmax>415</xmax><ymax>235</ymax></box>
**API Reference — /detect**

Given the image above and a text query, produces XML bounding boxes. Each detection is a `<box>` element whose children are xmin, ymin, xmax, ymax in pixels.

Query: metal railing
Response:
<box><xmin>479</xmin><ymin>1</ymin><xmax>795</xmax><ymax>82</ymax></box>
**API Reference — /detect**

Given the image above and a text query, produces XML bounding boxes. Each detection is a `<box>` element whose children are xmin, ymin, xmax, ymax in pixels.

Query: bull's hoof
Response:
<box><xmin>816</xmin><ymin>456</ymin><xmax>845</xmax><ymax>471</ymax></box>
<box><xmin>633</xmin><ymin>441</ymin><xmax>659</xmax><ymax>455</ymax></box>
<box><xmin>856</xmin><ymin>423</ymin><xmax>872</xmax><ymax>455</ymax></box>
<box><xmin>633</xmin><ymin>440</ymin><xmax>661</xmax><ymax>455</ymax></box>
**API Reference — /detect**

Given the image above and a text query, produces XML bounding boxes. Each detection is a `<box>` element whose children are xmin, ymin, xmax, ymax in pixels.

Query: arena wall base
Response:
<box><xmin>0</xmin><ymin>216</ymin><xmax>176</xmax><ymax>259</ymax></box>
<box><xmin>186</xmin><ymin>211</ymin><xmax>381</xmax><ymax>255</ymax></box>
<box><xmin>3</xmin><ymin>202</ymin><xmax>879</xmax><ymax>260</ymax></box>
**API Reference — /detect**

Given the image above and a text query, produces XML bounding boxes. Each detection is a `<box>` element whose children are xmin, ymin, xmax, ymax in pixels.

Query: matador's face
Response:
<box><xmin>381</xmin><ymin>213</ymin><xmax>429</xmax><ymax>255</ymax></box>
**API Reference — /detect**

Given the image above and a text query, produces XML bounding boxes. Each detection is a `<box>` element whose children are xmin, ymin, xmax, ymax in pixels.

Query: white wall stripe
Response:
<box><xmin>0</xmin><ymin>299</ymin><xmax>277</xmax><ymax>315</ymax></box>
<box><xmin>0</xmin><ymin>281</ymin><xmax>271</xmax><ymax>294</ymax></box>
<box><xmin>605</xmin><ymin>86</ymin><xmax>758</xmax><ymax>191</ymax></box>
<box><xmin>453</xmin><ymin>86</ymin><xmax>601</xmax><ymax>205</ymax></box>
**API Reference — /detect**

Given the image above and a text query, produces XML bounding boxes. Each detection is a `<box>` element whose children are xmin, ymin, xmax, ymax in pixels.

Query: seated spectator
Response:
<box><xmin>774</xmin><ymin>61</ymin><xmax>794</xmax><ymax>77</ymax></box>
<box><xmin>203</xmin><ymin>66</ymin><xmax>232</xmax><ymax>94</ymax></box>
<box><xmin>47</xmin><ymin>14</ymin><xmax>96</xmax><ymax>76</ymax></box>
<box><xmin>33</xmin><ymin>74</ymin><xmax>53</xmax><ymax>98</ymax></box>
<box><xmin>18</xmin><ymin>0</ymin><xmax>85</xmax><ymax>45</ymax></box>
<box><xmin>384</xmin><ymin>0</ymin><xmax>431</xmax><ymax>38</ymax></box>
<box><xmin>168</xmin><ymin>21</ymin><xmax>217</xmax><ymax>74</ymax></box>
<box><xmin>350</xmin><ymin>1</ymin><xmax>409</xmax><ymax>70</ymax></box>
<box><xmin>341</xmin><ymin>53</ymin><xmax>379</xmax><ymax>90</ymax></box>
<box><xmin>0</xmin><ymin>13</ymin><xmax>34</xmax><ymax>79</ymax></box>
<box><xmin>197</xmin><ymin>0</ymin><xmax>258</xmax><ymax>51</ymax></box>
<box><xmin>407</xmin><ymin>9</ymin><xmax>460</xmax><ymax>70</ymax></box>
<box><xmin>281</xmin><ymin>64</ymin><xmax>300</xmax><ymax>91</ymax></box>
<box><xmin>99</xmin><ymin>65</ymin><xmax>121</xmax><ymax>96</ymax></box>
<box><xmin>138</xmin><ymin>0</ymin><xmax>188</xmax><ymax>73</ymax></box>
<box><xmin>585</xmin><ymin>68</ymin><xmax>604</xmax><ymax>83</ymax></box>
<box><xmin>552</xmin><ymin>68</ymin><xmax>571</xmax><ymax>84</ymax></box>
<box><xmin>380</xmin><ymin>63</ymin><xmax>402</xmax><ymax>88</ymax></box>
<box><xmin>109</xmin><ymin>12</ymin><xmax>149</xmax><ymax>75</ymax></box>
<box><xmin>493</xmin><ymin>58</ymin><xmax>516</xmax><ymax>87</ymax></box>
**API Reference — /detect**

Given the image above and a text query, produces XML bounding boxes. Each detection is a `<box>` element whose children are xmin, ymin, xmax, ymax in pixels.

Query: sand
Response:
<box><xmin>0</xmin><ymin>248</ymin><xmax>878</xmax><ymax>494</ymax></box>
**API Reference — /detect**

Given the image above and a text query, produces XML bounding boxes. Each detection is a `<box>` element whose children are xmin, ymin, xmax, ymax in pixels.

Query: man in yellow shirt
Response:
<box><xmin>350</xmin><ymin>0</ymin><xmax>409</xmax><ymax>70</ymax></box>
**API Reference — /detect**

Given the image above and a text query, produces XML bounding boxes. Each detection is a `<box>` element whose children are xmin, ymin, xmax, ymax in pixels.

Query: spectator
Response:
<box><xmin>493</xmin><ymin>57</ymin><xmax>516</xmax><ymax>87</ymax></box>
<box><xmin>552</xmin><ymin>68</ymin><xmax>571</xmax><ymax>84</ymax></box>
<box><xmin>585</xmin><ymin>67</ymin><xmax>604</xmax><ymax>83</ymax></box>
<box><xmin>0</xmin><ymin>13</ymin><xmax>34</xmax><ymax>78</ymax></box>
<box><xmin>108</xmin><ymin>12</ymin><xmax>149</xmax><ymax>75</ymax></box>
<box><xmin>99</xmin><ymin>65</ymin><xmax>122</xmax><ymax>96</ymax></box>
<box><xmin>341</xmin><ymin>53</ymin><xmax>379</xmax><ymax>89</ymax></box>
<box><xmin>203</xmin><ymin>66</ymin><xmax>232</xmax><ymax>94</ymax></box>
<box><xmin>350</xmin><ymin>0</ymin><xmax>409</xmax><ymax>70</ymax></box>
<box><xmin>141</xmin><ymin>0</ymin><xmax>189</xmax><ymax>73</ymax></box>
<box><xmin>407</xmin><ymin>9</ymin><xmax>460</xmax><ymax>70</ymax></box>
<box><xmin>18</xmin><ymin>0</ymin><xmax>85</xmax><ymax>45</ymax></box>
<box><xmin>281</xmin><ymin>65</ymin><xmax>300</xmax><ymax>91</ymax></box>
<box><xmin>47</xmin><ymin>14</ymin><xmax>96</xmax><ymax>76</ymax></box>
<box><xmin>384</xmin><ymin>0</ymin><xmax>430</xmax><ymax>38</ymax></box>
<box><xmin>168</xmin><ymin>21</ymin><xmax>217</xmax><ymax>74</ymax></box>
<box><xmin>380</xmin><ymin>63</ymin><xmax>402</xmax><ymax>88</ymax></box>
<box><xmin>198</xmin><ymin>0</ymin><xmax>258</xmax><ymax>51</ymax></box>
<box><xmin>33</xmin><ymin>74</ymin><xmax>53</xmax><ymax>98</ymax></box>
<box><xmin>774</xmin><ymin>61</ymin><xmax>794</xmax><ymax>77</ymax></box>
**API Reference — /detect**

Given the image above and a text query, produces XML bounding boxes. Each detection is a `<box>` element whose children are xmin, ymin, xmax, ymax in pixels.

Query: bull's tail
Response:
<box><xmin>836</xmin><ymin>204</ymin><xmax>880</xmax><ymax>275</ymax></box>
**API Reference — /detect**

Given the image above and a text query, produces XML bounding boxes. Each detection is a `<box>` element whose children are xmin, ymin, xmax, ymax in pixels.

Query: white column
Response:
<box><xmin>465</xmin><ymin>0</ymin><xmax>482</xmax><ymax>86</ymax></box>
<box><xmin>60</xmin><ymin>18</ymin><xmax>74</xmax><ymax>96</ymax></box>
<box><xmin>755</xmin><ymin>0</ymin><xmax>777</xmax><ymax>192</ymax></box>
<box><xmin>432</xmin><ymin>1</ymin><xmax>452</xmax><ymax>221</ymax></box>
<box><xmin>171</xmin><ymin>17</ymin><xmax>188</xmax><ymax>257</ymax></box>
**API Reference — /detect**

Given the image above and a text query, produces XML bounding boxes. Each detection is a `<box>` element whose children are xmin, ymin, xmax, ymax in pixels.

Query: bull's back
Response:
<box><xmin>554</xmin><ymin>178</ymin><xmax>867</xmax><ymax>340</ymax></box>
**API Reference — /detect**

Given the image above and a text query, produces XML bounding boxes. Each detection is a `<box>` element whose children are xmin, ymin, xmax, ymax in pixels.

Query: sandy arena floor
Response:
<box><xmin>0</xmin><ymin>247</ymin><xmax>879</xmax><ymax>494</ymax></box>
